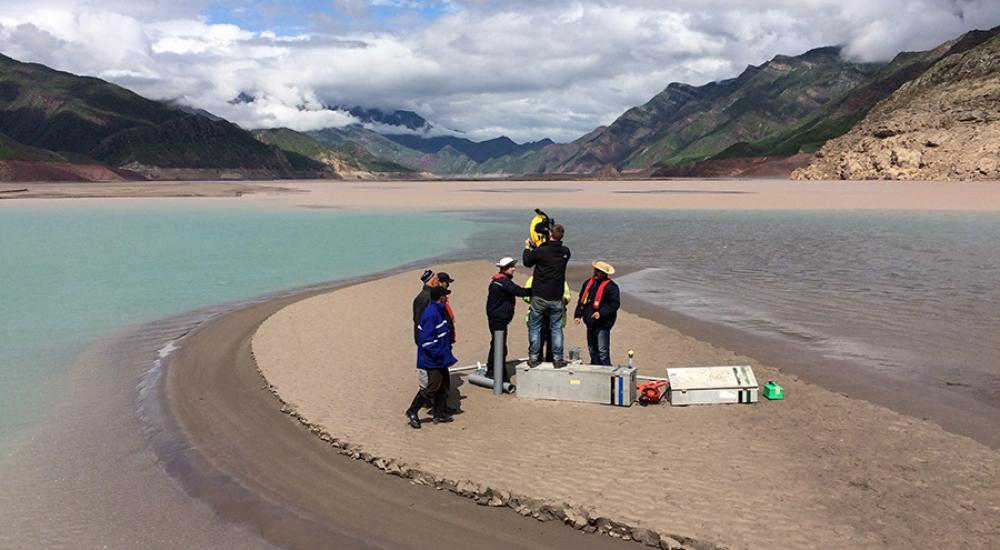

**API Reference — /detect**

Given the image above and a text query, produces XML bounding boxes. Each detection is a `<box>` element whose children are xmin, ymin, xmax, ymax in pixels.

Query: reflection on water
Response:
<box><xmin>463</xmin><ymin>209</ymin><xmax>1000</xmax><ymax>408</ymax></box>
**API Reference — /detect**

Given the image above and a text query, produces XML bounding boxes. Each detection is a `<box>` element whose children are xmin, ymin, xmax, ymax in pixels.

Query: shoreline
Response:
<box><xmin>620</xmin><ymin>291</ymin><xmax>1000</xmax><ymax>448</ymax></box>
<box><xmin>248</xmin><ymin>260</ymin><xmax>1000</xmax><ymax>549</ymax></box>
<box><xmin>3</xmin><ymin>178</ymin><xmax>1000</xmax><ymax>211</ymax></box>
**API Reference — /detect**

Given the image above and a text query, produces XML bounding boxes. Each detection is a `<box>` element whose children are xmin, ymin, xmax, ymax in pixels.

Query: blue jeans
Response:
<box><xmin>587</xmin><ymin>327</ymin><xmax>611</xmax><ymax>366</ymax></box>
<box><xmin>528</xmin><ymin>297</ymin><xmax>564</xmax><ymax>361</ymax></box>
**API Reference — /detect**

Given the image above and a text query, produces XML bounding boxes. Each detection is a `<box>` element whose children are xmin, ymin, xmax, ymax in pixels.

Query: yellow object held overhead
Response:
<box><xmin>528</xmin><ymin>209</ymin><xmax>551</xmax><ymax>248</ymax></box>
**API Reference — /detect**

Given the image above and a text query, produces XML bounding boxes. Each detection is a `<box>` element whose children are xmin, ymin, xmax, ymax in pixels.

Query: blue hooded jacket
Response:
<box><xmin>416</xmin><ymin>301</ymin><xmax>458</xmax><ymax>370</ymax></box>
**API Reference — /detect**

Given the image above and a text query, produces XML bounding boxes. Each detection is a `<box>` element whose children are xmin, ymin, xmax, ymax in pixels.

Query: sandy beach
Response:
<box><xmin>246</xmin><ymin>261</ymin><xmax>1000</xmax><ymax>549</ymax></box>
<box><xmin>4</xmin><ymin>178</ymin><xmax>1000</xmax><ymax>211</ymax></box>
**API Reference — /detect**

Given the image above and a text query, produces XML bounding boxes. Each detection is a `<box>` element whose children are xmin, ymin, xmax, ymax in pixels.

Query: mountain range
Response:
<box><xmin>1</xmin><ymin>23</ymin><xmax>997</xmax><ymax>182</ymax></box>
<box><xmin>329</xmin><ymin>26</ymin><xmax>998</xmax><ymax>179</ymax></box>
<box><xmin>0</xmin><ymin>55</ymin><xmax>420</xmax><ymax>181</ymax></box>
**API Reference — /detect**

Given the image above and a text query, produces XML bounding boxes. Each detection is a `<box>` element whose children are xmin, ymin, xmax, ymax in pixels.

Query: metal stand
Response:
<box><xmin>492</xmin><ymin>330</ymin><xmax>504</xmax><ymax>396</ymax></box>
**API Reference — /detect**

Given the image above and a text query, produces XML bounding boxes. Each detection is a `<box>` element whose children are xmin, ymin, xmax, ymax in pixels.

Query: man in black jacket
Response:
<box><xmin>574</xmin><ymin>261</ymin><xmax>620</xmax><ymax>366</ymax></box>
<box><xmin>412</xmin><ymin>269</ymin><xmax>438</xmax><ymax>345</ymax></box>
<box><xmin>485</xmin><ymin>257</ymin><xmax>531</xmax><ymax>383</ymax></box>
<box><xmin>523</xmin><ymin>224</ymin><xmax>571</xmax><ymax>367</ymax></box>
<box><xmin>411</xmin><ymin>269</ymin><xmax>439</xmax><ymax>394</ymax></box>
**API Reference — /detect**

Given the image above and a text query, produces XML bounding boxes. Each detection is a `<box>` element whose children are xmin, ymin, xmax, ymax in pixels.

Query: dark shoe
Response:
<box><xmin>432</xmin><ymin>415</ymin><xmax>454</xmax><ymax>424</ymax></box>
<box><xmin>407</xmin><ymin>412</ymin><xmax>421</xmax><ymax>429</ymax></box>
<box><xmin>553</xmin><ymin>359</ymin><xmax>566</xmax><ymax>369</ymax></box>
<box><xmin>527</xmin><ymin>357</ymin><xmax>540</xmax><ymax>368</ymax></box>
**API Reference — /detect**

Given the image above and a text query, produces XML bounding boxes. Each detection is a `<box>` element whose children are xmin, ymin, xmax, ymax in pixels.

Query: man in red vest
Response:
<box><xmin>574</xmin><ymin>261</ymin><xmax>620</xmax><ymax>366</ymax></box>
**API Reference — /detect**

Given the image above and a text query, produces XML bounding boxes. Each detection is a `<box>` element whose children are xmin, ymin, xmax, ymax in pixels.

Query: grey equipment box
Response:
<box><xmin>516</xmin><ymin>362</ymin><xmax>636</xmax><ymax>406</ymax></box>
<box><xmin>666</xmin><ymin>366</ymin><xmax>758</xmax><ymax>406</ymax></box>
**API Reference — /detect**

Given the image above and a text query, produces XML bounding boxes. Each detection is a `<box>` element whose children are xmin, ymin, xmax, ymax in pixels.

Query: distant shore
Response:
<box><xmin>3</xmin><ymin>178</ymin><xmax>1000</xmax><ymax>211</ymax></box>
<box><xmin>0</xmin><ymin>181</ymin><xmax>297</xmax><ymax>200</ymax></box>
<box><xmin>238</xmin><ymin>260</ymin><xmax>999</xmax><ymax>549</ymax></box>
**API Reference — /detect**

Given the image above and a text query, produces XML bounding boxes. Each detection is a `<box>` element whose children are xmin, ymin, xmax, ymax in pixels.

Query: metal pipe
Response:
<box><xmin>449</xmin><ymin>364</ymin><xmax>482</xmax><ymax>373</ymax></box>
<box><xmin>492</xmin><ymin>330</ymin><xmax>504</xmax><ymax>396</ymax></box>
<box><xmin>469</xmin><ymin>372</ymin><xmax>515</xmax><ymax>393</ymax></box>
<box><xmin>637</xmin><ymin>375</ymin><xmax>669</xmax><ymax>381</ymax></box>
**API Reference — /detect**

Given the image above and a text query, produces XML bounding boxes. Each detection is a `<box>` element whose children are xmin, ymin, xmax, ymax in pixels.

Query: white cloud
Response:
<box><xmin>1</xmin><ymin>0</ymin><xmax>999</xmax><ymax>142</ymax></box>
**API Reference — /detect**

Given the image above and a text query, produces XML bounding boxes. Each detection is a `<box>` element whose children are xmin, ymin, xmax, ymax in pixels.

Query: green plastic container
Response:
<box><xmin>763</xmin><ymin>381</ymin><xmax>784</xmax><ymax>400</ymax></box>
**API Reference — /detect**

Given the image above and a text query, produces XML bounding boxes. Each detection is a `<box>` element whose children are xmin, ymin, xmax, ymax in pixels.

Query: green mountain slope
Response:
<box><xmin>0</xmin><ymin>53</ymin><xmax>324</xmax><ymax>176</ymax></box>
<box><xmin>254</xmin><ymin>128</ymin><xmax>415</xmax><ymax>173</ymax></box>
<box><xmin>308</xmin><ymin>126</ymin><xmax>475</xmax><ymax>173</ymax></box>
<box><xmin>0</xmin><ymin>131</ymin><xmax>67</xmax><ymax>161</ymax></box>
<box><xmin>538</xmin><ymin>47</ymin><xmax>884</xmax><ymax>173</ymax></box>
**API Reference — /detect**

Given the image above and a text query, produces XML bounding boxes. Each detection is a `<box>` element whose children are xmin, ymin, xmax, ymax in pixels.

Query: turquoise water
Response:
<box><xmin>0</xmin><ymin>201</ymin><xmax>475</xmax><ymax>446</ymax></box>
<box><xmin>4</xmin><ymin>204</ymin><xmax>999</xmax><ymax>449</ymax></box>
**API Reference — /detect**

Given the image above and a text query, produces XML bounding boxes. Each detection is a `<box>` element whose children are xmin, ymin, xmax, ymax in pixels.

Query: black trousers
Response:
<box><xmin>486</xmin><ymin>322</ymin><xmax>510</xmax><ymax>383</ymax></box>
<box><xmin>408</xmin><ymin>368</ymin><xmax>450</xmax><ymax>417</ymax></box>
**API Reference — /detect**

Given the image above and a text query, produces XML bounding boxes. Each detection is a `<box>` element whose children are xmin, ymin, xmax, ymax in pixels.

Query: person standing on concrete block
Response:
<box><xmin>574</xmin><ymin>261</ymin><xmax>620</xmax><ymax>366</ymax></box>
<box><xmin>485</xmin><ymin>257</ymin><xmax>531</xmax><ymax>384</ymax></box>
<box><xmin>407</xmin><ymin>286</ymin><xmax>458</xmax><ymax>429</ymax></box>
<box><xmin>522</xmin><ymin>276</ymin><xmax>571</xmax><ymax>363</ymax></box>
<box><xmin>523</xmin><ymin>223</ymin><xmax>571</xmax><ymax>368</ymax></box>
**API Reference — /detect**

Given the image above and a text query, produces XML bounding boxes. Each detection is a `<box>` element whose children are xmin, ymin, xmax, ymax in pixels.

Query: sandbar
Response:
<box><xmin>251</xmin><ymin>261</ymin><xmax>1000</xmax><ymax>549</ymax></box>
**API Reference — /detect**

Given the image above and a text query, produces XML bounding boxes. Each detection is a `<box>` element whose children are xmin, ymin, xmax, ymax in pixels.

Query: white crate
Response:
<box><xmin>666</xmin><ymin>366</ymin><xmax>758</xmax><ymax>406</ymax></box>
<box><xmin>516</xmin><ymin>362</ymin><xmax>636</xmax><ymax>406</ymax></box>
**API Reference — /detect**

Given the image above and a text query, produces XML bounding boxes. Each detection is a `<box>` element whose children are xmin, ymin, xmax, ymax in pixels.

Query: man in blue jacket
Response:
<box><xmin>406</xmin><ymin>286</ymin><xmax>459</xmax><ymax>429</ymax></box>
<box><xmin>574</xmin><ymin>261</ymin><xmax>620</xmax><ymax>366</ymax></box>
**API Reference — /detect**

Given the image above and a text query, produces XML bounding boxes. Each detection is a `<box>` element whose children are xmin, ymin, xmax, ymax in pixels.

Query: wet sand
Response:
<box><xmin>251</xmin><ymin>261</ymin><xmax>1000</xmax><ymax>549</ymax></box>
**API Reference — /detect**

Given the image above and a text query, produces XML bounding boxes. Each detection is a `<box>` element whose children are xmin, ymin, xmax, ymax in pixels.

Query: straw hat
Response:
<box><xmin>592</xmin><ymin>260</ymin><xmax>615</xmax><ymax>275</ymax></box>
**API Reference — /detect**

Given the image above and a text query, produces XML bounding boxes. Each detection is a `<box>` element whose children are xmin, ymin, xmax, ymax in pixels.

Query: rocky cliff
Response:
<box><xmin>794</xmin><ymin>33</ymin><xmax>1000</xmax><ymax>180</ymax></box>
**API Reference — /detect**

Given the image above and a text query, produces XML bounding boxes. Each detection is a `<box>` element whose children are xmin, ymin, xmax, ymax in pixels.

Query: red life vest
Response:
<box><xmin>580</xmin><ymin>277</ymin><xmax>611</xmax><ymax>310</ymax></box>
<box><xmin>444</xmin><ymin>297</ymin><xmax>457</xmax><ymax>342</ymax></box>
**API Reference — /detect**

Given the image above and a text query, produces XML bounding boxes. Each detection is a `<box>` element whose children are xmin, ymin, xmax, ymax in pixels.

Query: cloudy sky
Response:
<box><xmin>1</xmin><ymin>0</ymin><xmax>998</xmax><ymax>142</ymax></box>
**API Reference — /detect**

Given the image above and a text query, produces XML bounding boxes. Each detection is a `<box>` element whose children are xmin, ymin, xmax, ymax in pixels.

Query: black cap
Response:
<box><xmin>420</xmin><ymin>269</ymin><xmax>434</xmax><ymax>283</ymax></box>
<box><xmin>437</xmin><ymin>272</ymin><xmax>455</xmax><ymax>284</ymax></box>
<box><xmin>430</xmin><ymin>286</ymin><xmax>451</xmax><ymax>300</ymax></box>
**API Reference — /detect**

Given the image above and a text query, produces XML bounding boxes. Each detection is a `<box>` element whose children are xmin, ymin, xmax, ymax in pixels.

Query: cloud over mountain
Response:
<box><xmin>1</xmin><ymin>0</ymin><xmax>998</xmax><ymax>142</ymax></box>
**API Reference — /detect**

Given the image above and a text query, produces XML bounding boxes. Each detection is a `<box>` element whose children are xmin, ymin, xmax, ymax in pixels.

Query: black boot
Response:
<box><xmin>431</xmin><ymin>397</ymin><xmax>453</xmax><ymax>424</ymax></box>
<box><xmin>405</xmin><ymin>393</ymin><xmax>425</xmax><ymax>429</ymax></box>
